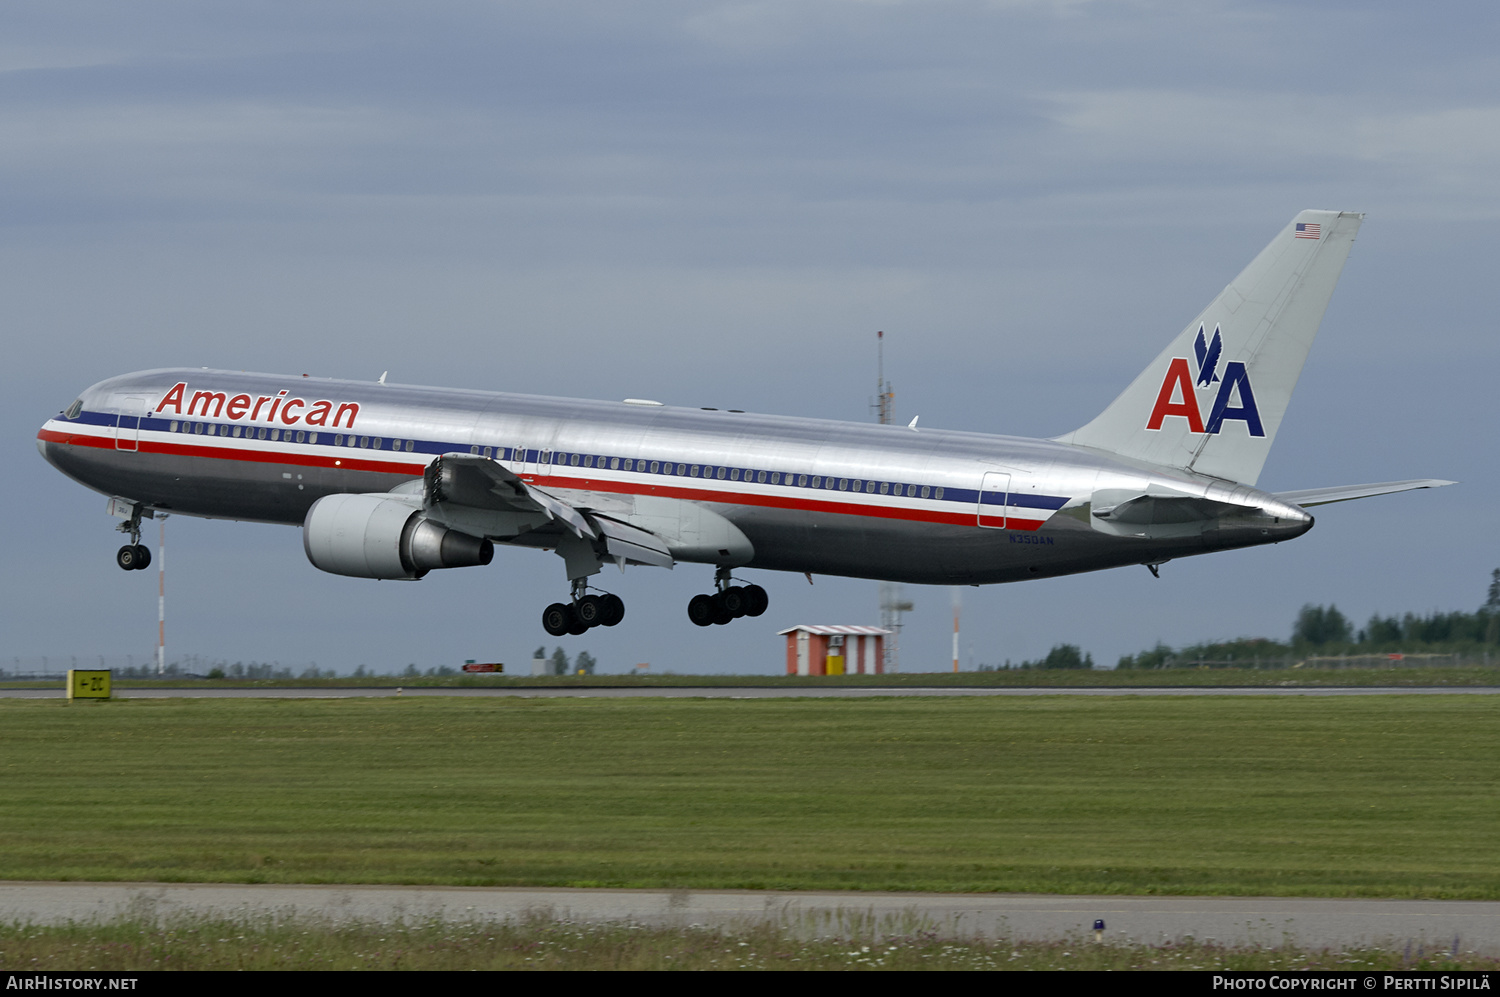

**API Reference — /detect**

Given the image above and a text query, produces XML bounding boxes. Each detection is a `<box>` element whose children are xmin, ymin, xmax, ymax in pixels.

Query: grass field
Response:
<box><xmin>7</xmin><ymin>665</ymin><xmax>1500</xmax><ymax>689</ymax></box>
<box><xmin>4</xmin><ymin>916</ymin><xmax>1494</xmax><ymax>971</ymax></box>
<box><xmin>2</xmin><ymin>695</ymin><xmax>1498</xmax><ymax>897</ymax></box>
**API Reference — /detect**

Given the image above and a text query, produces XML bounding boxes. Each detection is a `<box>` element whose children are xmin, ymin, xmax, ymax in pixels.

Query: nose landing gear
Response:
<box><xmin>688</xmin><ymin>567</ymin><xmax>768</xmax><ymax>627</ymax></box>
<box><xmin>542</xmin><ymin>580</ymin><xmax>625</xmax><ymax>637</ymax></box>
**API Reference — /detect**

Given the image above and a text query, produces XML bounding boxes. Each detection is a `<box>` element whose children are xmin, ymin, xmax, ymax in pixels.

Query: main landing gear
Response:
<box><xmin>688</xmin><ymin>567</ymin><xmax>768</xmax><ymax>627</ymax></box>
<box><xmin>542</xmin><ymin>580</ymin><xmax>626</xmax><ymax>637</ymax></box>
<box><xmin>115</xmin><ymin>504</ymin><xmax>151</xmax><ymax>571</ymax></box>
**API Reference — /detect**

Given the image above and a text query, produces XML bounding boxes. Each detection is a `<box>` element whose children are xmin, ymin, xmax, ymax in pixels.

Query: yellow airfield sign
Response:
<box><xmin>67</xmin><ymin>669</ymin><xmax>111</xmax><ymax>700</ymax></box>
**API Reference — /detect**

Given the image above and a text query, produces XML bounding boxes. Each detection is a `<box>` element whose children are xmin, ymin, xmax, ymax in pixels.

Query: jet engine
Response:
<box><xmin>303</xmin><ymin>493</ymin><xmax>493</xmax><ymax>580</ymax></box>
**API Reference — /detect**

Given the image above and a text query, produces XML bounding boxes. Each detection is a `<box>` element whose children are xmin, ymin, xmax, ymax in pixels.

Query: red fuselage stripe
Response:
<box><xmin>37</xmin><ymin>428</ymin><xmax>1048</xmax><ymax>532</ymax></box>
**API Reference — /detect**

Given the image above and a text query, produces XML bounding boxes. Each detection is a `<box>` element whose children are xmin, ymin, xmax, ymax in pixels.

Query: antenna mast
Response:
<box><xmin>873</xmin><ymin>330</ymin><xmax>894</xmax><ymax>426</ymax></box>
<box><xmin>874</xmin><ymin>331</ymin><xmax>912</xmax><ymax>671</ymax></box>
<box><xmin>156</xmin><ymin>515</ymin><xmax>167</xmax><ymax>675</ymax></box>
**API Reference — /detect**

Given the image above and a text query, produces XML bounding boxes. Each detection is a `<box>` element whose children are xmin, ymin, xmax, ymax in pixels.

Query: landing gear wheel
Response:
<box><xmin>721</xmin><ymin>585</ymin><xmax>749</xmax><ymax>618</ymax></box>
<box><xmin>710</xmin><ymin>592</ymin><xmax>733</xmax><ymax>625</ymax></box>
<box><xmin>566</xmin><ymin>609</ymin><xmax>590</xmax><ymax>636</ymax></box>
<box><xmin>575</xmin><ymin>595</ymin><xmax>605</xmax><ymax>629</ymax></box>
<box><xmin>600</xmin><ymin>593</ymin><xmax>625</xmax><ymax>627</ymax></box>
<box><xmin>132</xmin><ymin>545</ymin><xmax>151</xmax><ymax>571</ymax></box>
<box><xmin>542</xmin><ymin>602</ymin><xmax>574</xmax><ymax>637</ymax></box>
<box><xmin>743</xmin><ymin>584</ymin><xmax>769</xmax><ymax>617</ymax></box>
<box><xmin>687</xmin><ymin>593</ymin><xmax>716</xmax><ymax>627</ymax></box>
<box><xmin>116</xmin><ymin>546</ymin><xmax>139</xmax><ymax>571</ymax></box>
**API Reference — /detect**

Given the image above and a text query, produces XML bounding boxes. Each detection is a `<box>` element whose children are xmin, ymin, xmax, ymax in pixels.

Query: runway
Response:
<box><xmin>1</xmin><ymin>882</ymin><xmax>1494</xmax><ymax>952</ymax></box>
<box><xmin>3</xmin><ymin>684</ymin><xmax>1498</xmax><ymax>699</ymax></box>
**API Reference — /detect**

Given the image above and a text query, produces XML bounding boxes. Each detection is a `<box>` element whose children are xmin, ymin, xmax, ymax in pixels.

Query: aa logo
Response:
<box><xmin>1145</xmin><ymin>325</ymin><xmax>1265</xmax><ymax>437</ymax></box>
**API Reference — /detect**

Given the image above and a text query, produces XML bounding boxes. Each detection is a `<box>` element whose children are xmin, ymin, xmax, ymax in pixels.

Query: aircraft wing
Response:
<box><xmin>424</xmin><ymin>453</ymin><xmax>674</xmax><ymax>568</ymax></box>
<box><xmin>1273</xmin><ymin>478</ymin><xmax>1456</xmax><ymax>508</ymax></box>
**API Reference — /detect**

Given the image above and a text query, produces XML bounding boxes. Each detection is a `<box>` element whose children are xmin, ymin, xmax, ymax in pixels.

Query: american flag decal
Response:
<box><xmin>1295</xmin><ymin>222</ymin><xmax>1321</xmax><ymax>240</ymax></box>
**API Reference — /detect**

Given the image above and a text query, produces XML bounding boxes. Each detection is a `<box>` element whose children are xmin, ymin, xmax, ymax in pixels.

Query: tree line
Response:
<box><xmin>1116</xmin><ymin>569</ymin><xmax>1500</xmax><ymax>669</ymax></box>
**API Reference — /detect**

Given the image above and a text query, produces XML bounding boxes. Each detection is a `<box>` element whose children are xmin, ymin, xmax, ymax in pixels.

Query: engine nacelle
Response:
<box><xmin>303</xmin><ymin>493</ymin><xmax>494</xmax><ymax>580</ymax></box>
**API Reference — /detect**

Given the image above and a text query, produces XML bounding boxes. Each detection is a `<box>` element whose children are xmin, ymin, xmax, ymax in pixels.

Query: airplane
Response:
<box><xmin>37</xmin><ymin>210</ymin><xmax>1452</xmax><ymax>637</ymax></box>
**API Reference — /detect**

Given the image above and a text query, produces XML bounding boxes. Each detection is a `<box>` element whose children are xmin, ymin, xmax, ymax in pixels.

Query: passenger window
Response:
<box><xmin>920</xmin><ymin>485</ymin><xmax>930</xmax><ymax>499</ymax></box>
<box><xmin>879</xmin><ymin>482</ymin><xmax>889</xmax><ymax>495</ymax></box>
<box><xmin>810</xmin><ymin>476</ymin><xmax>820</xmax><ymax>488</ymax></box>
<box><xmin>798</xmin><ymin>475</ymin><xmax>808</xmax><ymax>487</ymax></box>
<box><xmin>334</xmin><ymin>435</ymin><xmax>343</xmax><ymax>446</ymax></box>
<box><xmin>374</xmin><ymin>438</ymin><xmax>383</xmax><ymax>449</ymax></box>
<box><xmin>259</xmin><ymin>427</ymin><xmax>268</xmax><ymax>440</ymax></box>
<box><xmin>193</xmin><ymin>423</ymin><xmax>203</xmax><ymax>435</ymax></box>
<box><xmin>295</xmin><ymin>431</ymin><xmax>305</xmax><ymax>443</ymax></box>
<box><xmin>482</xmin><ymin>447</ymin><xmax>492</xmax><ymax>458</ymax></box>
<box><xmin>650</xmin><ymin>461</ymin><xmax>659</xmax><ymax>473</ymax></box>
<box><xmin>405</xmin><ymin>440</ymin><xmax>414</xmax><ymax>452</ymax></box>
<box><xmin>730</xmin><ymin>468</ymin><xmax>741</xmax><ymax>481</ymax></box>
<box><xmin>716</xmin><ymin>466</ymin><xmax>726</xmax><ymax>479</ymax></box>
<box><xmin>623</xmin><ymin>459</ymin><xmax>633</xmax><ymax>471</ymax></box>
<box><xmin>309</xmin><ymin>433</ymin><xmax>318</xmax><ymax>444</ymax></box>
<box><xmin>770</xmin><ymin>472</ymin><xmax>780</xmax><ymax>485</ymax></box>
<box><xmin>756</xmin><ymin>470</ymin><xmax>767</xmax><ymax>483</ymax></box>
<box><xmin>838</xmin><ymin>478</ymin><xmax>848</xmax><ymax>490</ymax></box>
<box><xmin>676</xmin><ymin>463</ymin><xmax>686</xmax><ymax>475</ymax></box>
<box><xmin>272</xmin><ymin>429</ymin><xmax>282</xmax><ymax>441</ymax></box>
<box><xmin>470</xmin><ymin>445</ymin><xmax>479</xmax><ymax>455</ymax></box>
<box><xmin>935</xmin><ymin>487</ymin><xmax>944</xmax><ymax>500</ymax></box>
<box><xmin>690</xmin><ymin>465</ymin><xmax>700</xmax><ymax>477</ymax></box>
<box><xmin>584</xmin><ymin>455</ymin><xmax>593</xmax><ymax>467</ymax></box>
<box><xmin>232</xmin><ymin>425</ymin><xmax>241</xmax><ymax>438</ymax></box>
<box><xmin>569</xmin><ymin>453</ymin><xmax>579</xmax><ymax>466</ymax></box>
<box><xmin>867</xmin><ymin>481</ymin><xmax>877</xmax><ymax>493</ymax></box>
<box><xmin>169</xmin><ymin>421</ymin><xmax>179</xmax><ymax>432</ymax></box>
<box><xmin>610</xmin><ymin>457</ymin><xmax>620</xmax><ymax>470</ymax></box>
<box><xmin>360</xmin><ymin>436</ymin><xmax>369</xmax><ymax>447</ymax></box>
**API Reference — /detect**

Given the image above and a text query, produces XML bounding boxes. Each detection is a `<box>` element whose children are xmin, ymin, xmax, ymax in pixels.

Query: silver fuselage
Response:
<box><xmin>37</xmin><ymin>368</ymin><xmax>1312</xmax><ymax>585</ymax></box>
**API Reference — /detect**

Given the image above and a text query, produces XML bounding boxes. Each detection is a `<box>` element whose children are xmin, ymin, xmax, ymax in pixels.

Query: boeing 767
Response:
<box><xmin>37</xmin><ymin>210</ymin><xmax>1451</xmax><ymax>635</ymax></box>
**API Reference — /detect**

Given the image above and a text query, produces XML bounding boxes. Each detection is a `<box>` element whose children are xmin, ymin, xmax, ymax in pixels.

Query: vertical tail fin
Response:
<box><xmin>1056</xmin><ymin>210</ymin><xmax>1364</xmax><ymax>486</ymax></box>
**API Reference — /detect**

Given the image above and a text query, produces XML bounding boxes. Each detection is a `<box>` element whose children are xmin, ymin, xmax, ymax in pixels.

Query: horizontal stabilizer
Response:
<box><xmin>1274</xmin><ymin>478</ymin><xmax>1456</xmax><ymax>508</ymax></box>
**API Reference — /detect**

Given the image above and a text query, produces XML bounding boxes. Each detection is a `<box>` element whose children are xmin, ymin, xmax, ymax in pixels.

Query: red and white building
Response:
<box><xmin>779</xmin><ymin>625</ymin><xmax>890</xmax><ymax>676</ymax></box>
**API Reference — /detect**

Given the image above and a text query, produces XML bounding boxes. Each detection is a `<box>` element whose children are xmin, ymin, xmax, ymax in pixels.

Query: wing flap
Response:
<box><xmin>592</xmin><ymin>516</ymin><xmax>675</xmax><ymax>569</ymax></box>
<box><xmin>427</xmin><ymin>453</ymin><xmax>595</xmax><ymax>538</ymax></box>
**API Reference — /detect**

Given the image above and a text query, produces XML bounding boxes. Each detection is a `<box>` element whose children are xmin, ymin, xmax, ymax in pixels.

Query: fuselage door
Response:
<box><xmin>978</xmin><ymin>471</ymin><xmax>1010</xmax><ymax>529</ymax></box>
<box><xmin>114</xmin><ymin>395</ymin><xmax>149</xmax><ymax>452</ymax></box>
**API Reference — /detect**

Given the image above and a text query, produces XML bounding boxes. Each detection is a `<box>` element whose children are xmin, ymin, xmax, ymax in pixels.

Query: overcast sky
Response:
<box><xmin>4</xmin><ymin>1</ymin><xmax>1495</xmax><ymax>675</ymax></box>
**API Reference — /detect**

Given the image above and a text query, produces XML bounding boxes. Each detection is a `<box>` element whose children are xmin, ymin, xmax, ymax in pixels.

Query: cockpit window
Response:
<box><xmin>63</xmin><ymin>399</ymin><xmax>83</xmax><ymax>420</ymax></box>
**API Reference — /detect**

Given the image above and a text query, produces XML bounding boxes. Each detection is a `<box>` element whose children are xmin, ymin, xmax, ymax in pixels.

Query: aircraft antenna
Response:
<box><xmin>874</xmin><ymin>331</ymin><xmax>913</xmax><ymax>671</ymax></box>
